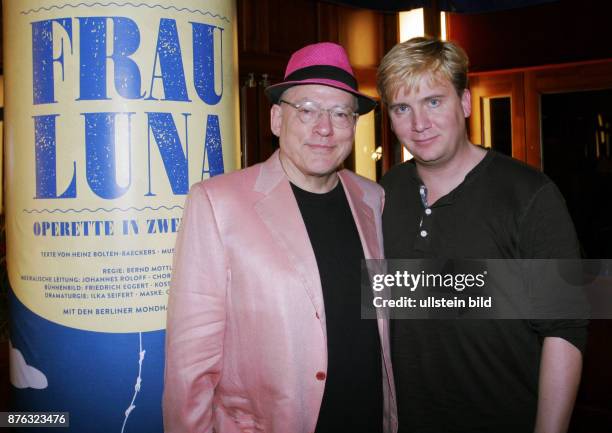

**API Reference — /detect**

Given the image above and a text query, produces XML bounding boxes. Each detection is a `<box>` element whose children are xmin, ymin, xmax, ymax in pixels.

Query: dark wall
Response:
<box><xmin>448</xmin><ymin>0</ymin><xmax>612</xmax><ymax>72</ymax></box>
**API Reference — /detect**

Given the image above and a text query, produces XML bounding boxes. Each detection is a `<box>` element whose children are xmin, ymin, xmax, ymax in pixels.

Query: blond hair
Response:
<box><xmin>377</xmin><ymin>37</ymin><xmax>469</xmax><ymax>103</ymax></box>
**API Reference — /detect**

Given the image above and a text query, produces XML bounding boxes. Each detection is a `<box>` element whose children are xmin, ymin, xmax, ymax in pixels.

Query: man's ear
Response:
<box><xmin>461</xmin><ymin>89</ymin><xmax>472</xmax><ymax>118</ymax></box>
<box><xmin>270</xmin><ymin>104</ymin><xmax>282</xmax><ymax>137</ymax></box>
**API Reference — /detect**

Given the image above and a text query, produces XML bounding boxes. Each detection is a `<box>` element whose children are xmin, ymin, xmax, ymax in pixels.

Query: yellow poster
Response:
<box><xmin>5</xmin><ymin>0</ymin><xmax>239</xmax><ymax>333</ymax></box>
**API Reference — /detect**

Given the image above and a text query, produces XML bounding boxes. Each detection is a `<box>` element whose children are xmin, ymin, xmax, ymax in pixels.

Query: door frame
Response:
<box><xmin>469</xmin><ymin>58</ymin><xmax>612</xmax><ymax>169</ymax></box>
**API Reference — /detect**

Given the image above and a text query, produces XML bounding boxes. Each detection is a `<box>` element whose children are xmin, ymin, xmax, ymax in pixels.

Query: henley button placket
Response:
<box><xmin>415</xmin><ymin>184</ymin><xmax>432</xmax><ymax>249</ymax></box>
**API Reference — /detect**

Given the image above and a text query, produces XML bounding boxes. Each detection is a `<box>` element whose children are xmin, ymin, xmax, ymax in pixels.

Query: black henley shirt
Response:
<box><xmin>381</xmin><ymin>149</ymin><xmax>588</xmax><ymax>433</ymax></box>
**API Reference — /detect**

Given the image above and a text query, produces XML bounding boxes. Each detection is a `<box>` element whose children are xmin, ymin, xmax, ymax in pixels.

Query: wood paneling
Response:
<box><xmin>469</xmin><ymin>59</ymin><xmax>612</xmax><ymax>169</ymax></box>
<box><xmin>469</xmin><ymin>72</ymin><xmax>526</xmax><ymax>161</ymax></box>
<box><xmin>447</xmin><ymin>0</ymin><xmax>612</xmax><ymax>73</ymax></box>
<box><xmin>317</xmin><ymin>2</ymin><xmax>340</xmax><ymax>42</ymax></box>
<box><xmin>379</xmin><ymin>13</ymin><xmax>399</xmax><ymax>173</ymax></box>
<box><xmin>423</xmin><ymin>1</ymin><xmax>441</xmax><ymax>38</ymax></box>
<box><xmin>268</xmin><ymin>0</ymin><xmax>318</xmax><ymax>54</ymax></box>
<box><xmin>237</xmin><ymin>0</ymin><xmax>269</xmax><ymax>53</ymax></box>
<box><xmin>524</xmin><ymin>59</ymin><xmax>612</xmax><ymax>169</ymax></box>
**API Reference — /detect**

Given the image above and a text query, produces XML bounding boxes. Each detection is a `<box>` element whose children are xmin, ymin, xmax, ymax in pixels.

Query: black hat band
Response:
<box><xmin>284</xmin><ymin>65</ymin><xmax>358</xmax><ymax>90</ymax></box>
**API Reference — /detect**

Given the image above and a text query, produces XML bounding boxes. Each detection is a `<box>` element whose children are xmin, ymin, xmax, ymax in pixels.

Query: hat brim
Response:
<box><xmin>265</xmin><ymin>78</ymin><xmax>377</xmax><ymax>115</ymax></box>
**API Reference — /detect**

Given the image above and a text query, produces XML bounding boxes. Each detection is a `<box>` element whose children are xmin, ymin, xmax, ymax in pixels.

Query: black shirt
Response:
<box><xmin>381</xmin><ymin>150</ymin><xmax>587</xmax><ymax>433</ymax></box>
<box><xmin>291</xmin><ymin>182</ymin><xmax>383</xmax><ymax>433</ymax></box>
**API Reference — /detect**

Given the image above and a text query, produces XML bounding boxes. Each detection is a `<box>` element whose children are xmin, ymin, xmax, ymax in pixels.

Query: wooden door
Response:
<box><xmin>468</xmin><ymin>72</ymin><xmax>527</xmax><ymax>162</ymax></box>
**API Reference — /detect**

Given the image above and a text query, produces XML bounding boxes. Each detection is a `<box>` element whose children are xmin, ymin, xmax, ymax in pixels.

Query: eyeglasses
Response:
<box><xmin>279</xmin><ymin>99</ymin><xmax>358</xmax><ymax>129</ymax></box>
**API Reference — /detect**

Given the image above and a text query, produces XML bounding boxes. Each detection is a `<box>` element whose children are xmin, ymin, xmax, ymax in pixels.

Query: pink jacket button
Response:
<box><xmin>316</xmin><ymin>371</ymin><xmax>326</xmax><ymax>381</ymax></box>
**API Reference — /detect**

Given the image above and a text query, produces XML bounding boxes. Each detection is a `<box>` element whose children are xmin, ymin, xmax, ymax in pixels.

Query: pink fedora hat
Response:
<box><xmin>265</xmin><ymin>42</ymin><xmax>376</xmax><ymax>115</ymax></box>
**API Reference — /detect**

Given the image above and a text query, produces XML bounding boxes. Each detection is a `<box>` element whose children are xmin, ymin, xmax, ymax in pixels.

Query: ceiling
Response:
<box><xmin>324</xmin><ymin>0</ymin><xmax>559</xmax><ymax>13</ymax></box>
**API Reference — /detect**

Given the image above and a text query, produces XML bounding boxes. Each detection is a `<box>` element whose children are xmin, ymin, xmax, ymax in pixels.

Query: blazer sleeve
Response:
<box><xmin>163</xmin><ymin>182</ymin><xmax>228</xmax><ymax>433</ymax></box>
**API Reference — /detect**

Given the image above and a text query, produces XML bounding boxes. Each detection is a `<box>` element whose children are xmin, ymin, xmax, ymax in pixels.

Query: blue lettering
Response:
<box><xmin>111</xmin><ymin>17</ymin><xmax>145</xmax><ymax>99</ymax></box>
<box><xmin>146</xmin><ymin>112</ymin><xmax>190</xmax><ymax>196</ymax></box>
<box><xmin>191</xmin><ymin>22</ymin><xmax>223</xmax><ymax>105</ymax></box>
<box><xmin>82</xmin><ymin>112</ymin><xmax>135</xmax><ymax>199</ymax></box>
<box><xmin>78</xmin><ymin>17</ymin><xmax>108</xmax><ymax>100</ymax></box>
<box><xmin>202</xmin><ymin>114</ymin><xmax>224</xmax><ymax>178</ymax></box>
<box><xmin>33</xmin><ymin>114</ymin><xmax>77</xmax><ymax>199</ymax></box>
<box><xmin>78</xmin><ymin>17</ymin><xmax>144</xmax><ymax>100</ymax></box>
<box><xmin>31</xmin><ymin>18</ymin><xmax>73</xmax><ymax>104</ymax></box>
<box><xmin>146</xmin><ymin>19</ymin><xmax>190</xmax><ymax>101</ymax></box>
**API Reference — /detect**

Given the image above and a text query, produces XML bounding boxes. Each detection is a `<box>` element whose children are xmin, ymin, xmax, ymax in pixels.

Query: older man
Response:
<box><xmin>163</xmin><ymin>42</ymin><xmax>397</xmax><ymax>433</ymax></box>
<box><xmin>377</xmin><ymin>37</ymin><xmax>586</xmax><ymax>433</ymax></box>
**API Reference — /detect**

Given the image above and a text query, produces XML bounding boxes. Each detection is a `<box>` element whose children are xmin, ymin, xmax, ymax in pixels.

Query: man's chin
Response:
<box><xmin>411</xmin><ymin>154</ymin><xmax>443</xmax><ymax>166</ymax></box>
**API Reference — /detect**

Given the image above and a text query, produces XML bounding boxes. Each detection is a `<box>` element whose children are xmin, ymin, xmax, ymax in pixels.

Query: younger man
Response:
<box><xmin>377</xmin><ymin>37</ymin><xmax>586</xmax><ymax>433</ymax></box>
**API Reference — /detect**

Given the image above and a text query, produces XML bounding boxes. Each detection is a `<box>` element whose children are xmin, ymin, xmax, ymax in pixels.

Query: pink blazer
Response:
<box><xmin>163</xmin><ymin>151</ymin><xmax>397</xmax><ymax>433</ymax></box>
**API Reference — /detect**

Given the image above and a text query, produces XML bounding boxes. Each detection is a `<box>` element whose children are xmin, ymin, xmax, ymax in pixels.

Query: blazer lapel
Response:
<box><xmin>339</xmin><ymin>171</ymin><xmax>382</xmax><ymax>260</ymax></box>
<box><xmin>253</xmin><ymin>152</ymin><xmax>326</xmax><ymax>321</ymax></box>
<box><xmin>339</xmin><ymin>172</ymin><xmax>396</xmax><ymax>420</ymax></box>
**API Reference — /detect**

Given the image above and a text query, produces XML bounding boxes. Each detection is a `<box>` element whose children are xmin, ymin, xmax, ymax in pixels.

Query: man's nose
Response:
<box><xmin>313</xmin><ymin>110</ymin><xmax>334</xmax><ymax>136</ymax></box>
<box><xmin>412</xmin><ymin>108</ymin><xmax>432</xmax><ymax>132</ymax></box>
